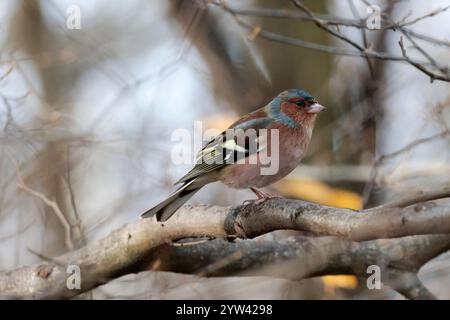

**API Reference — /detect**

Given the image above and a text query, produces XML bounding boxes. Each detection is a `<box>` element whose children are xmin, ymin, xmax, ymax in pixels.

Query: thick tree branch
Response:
<box><xmin>0</xmin><ymin>195</ymin><xmax>449</xmax><ymax>299</ymax></box>
<box><xmin>384</xmin><ymin>269</ymin><xmax>437</xmax><ymax>300</ymax></box>
<box><xmin>147</xmin><ymin>234</ymin><xmax>450</xmax><ymax>284</ymax></box>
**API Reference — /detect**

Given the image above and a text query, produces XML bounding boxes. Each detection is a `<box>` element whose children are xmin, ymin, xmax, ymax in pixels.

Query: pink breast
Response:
<box><xmin>218</xmin><ymin>124</ymin><xmax>312</xmax><ymax>189</ymax></box>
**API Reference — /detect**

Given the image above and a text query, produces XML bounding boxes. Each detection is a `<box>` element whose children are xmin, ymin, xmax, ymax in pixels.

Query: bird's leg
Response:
<box><xmin>242</xmin><ymin>187</ymin><xmax>280</xmax><ymax>206</ymax></box>
<box><xmin>251</xmin><ymin>187</ymin><xmax>280</xmax><ymax>199</ymax></box>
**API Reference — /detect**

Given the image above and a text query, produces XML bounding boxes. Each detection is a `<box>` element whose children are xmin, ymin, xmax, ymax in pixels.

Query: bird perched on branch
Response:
<box><xmin>141</xmin><ymin>89</ymin><xmax>325</xmax><ymax>222</ymax></box>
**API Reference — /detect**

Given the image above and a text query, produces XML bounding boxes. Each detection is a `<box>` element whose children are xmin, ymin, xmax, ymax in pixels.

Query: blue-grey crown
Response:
<box><xmin>283</xmin><ymin>89</ymin><xmax>315</xmax><ymax>100</ymax></box>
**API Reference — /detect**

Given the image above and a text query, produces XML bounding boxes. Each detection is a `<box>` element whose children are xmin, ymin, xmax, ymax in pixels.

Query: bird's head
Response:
<box><xmin>267</xmin><ymin>89</ymin><xmax>325</xmax><ymax>128</ymax></box>
<box><xmin>281</xmin><ymin>89</ymin><xmax>325</xmax><ymax>114</ymax></box>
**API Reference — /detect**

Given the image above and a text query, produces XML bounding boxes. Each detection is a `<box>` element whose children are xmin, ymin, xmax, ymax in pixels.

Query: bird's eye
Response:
<box><xmin>296</xmin><ymin>99</ymin><xmax>305</xmax><ymax>107</ymax></box>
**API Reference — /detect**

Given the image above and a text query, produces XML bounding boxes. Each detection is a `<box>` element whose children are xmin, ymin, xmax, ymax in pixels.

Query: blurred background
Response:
<box><xmin>0</xmin><ymin>0</ymin><xmax>449</xmax><ymax>299</ymax></box>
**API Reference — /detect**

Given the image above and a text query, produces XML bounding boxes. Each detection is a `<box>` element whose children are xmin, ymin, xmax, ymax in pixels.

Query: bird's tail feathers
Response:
<box><xmin>140</xmin><ymin>179</ymin><xmax>200</xmax><ymax>222</ymax></box>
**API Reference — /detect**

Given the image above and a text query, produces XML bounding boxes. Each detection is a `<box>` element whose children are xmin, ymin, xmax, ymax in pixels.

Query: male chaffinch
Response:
<box><xmin>141</xmin><ymin>89</ymin><xmax>325</xmax><ymax>221</ymax></box>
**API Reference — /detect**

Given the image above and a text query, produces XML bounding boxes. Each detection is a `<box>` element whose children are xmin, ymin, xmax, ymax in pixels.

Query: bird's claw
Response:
<box><xmin>242</xmin><ymin>198</ymin><xmax>267</xmax><ymax>207</ymax></box>
<box><xmin>242</xmin><ymin>191</ymin><xmax>281</xmax><ymax>208</ymax></box>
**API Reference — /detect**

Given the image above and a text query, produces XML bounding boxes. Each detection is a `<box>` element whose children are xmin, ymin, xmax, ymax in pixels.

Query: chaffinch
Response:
<box><xmin>141</xmin><ymin>89</ymin><xmax>325</xmax><ymax>221</ymax></box>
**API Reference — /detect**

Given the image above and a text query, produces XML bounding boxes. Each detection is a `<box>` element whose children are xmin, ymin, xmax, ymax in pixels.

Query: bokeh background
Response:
<box><xmin>1</xmin><ymin>0</ymin><xmax>449</xmax><ymax>299</ymax></box>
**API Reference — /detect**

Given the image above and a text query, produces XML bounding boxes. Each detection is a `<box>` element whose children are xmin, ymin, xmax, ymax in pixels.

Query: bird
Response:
<box><xmin>141</xmin><ymin>89</ymin><xmax>325</xmax><ymax>222</ymax></box>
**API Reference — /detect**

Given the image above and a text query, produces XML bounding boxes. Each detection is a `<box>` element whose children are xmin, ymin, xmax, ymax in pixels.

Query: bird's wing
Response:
<box><xmin>174</xmin><ymin>115</ymin><xmax>273</xmax><ymax>185</ymax></box>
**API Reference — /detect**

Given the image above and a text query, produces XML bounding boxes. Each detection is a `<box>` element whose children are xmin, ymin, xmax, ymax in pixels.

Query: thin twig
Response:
<box><xmin>11</xmin><ymin>158</ymin><xmax>74</xmax><ymax>250</ymax></box>
<box><xmin>27</xmin><ymin>248</ymin><xmax>65</xmax><ymax>267</ymax></box>
<box><xmin>363</xmin><ymin>130</ymin><xmax>450</xmax><ymax>204</ymax></box>
<box><xmin>213</xmin><ymin>1</ymin><xmax>450</xmax><ymax>82</ymax></box>
<box><xmin>381</xmin><ymin>187</ymin><xmax>450</xmax><ymax>209</ymax></box>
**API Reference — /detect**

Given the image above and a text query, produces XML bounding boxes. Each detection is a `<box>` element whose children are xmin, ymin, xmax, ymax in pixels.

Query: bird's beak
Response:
<box><xmin>307</xmin><ymin>103</ymin><xmax>326</xmax><ymax>114</ymax></box>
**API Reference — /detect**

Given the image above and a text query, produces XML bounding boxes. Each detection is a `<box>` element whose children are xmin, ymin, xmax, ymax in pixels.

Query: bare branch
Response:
<box><xmin>363</xmin><ymin>130</ymin><xmax>450</xmax><ymax>203</ymax></box>
<box><xmin>12</xmin><ymin>158</ymin><xmax>74</xmax><ymax>250</ymax></box>
<box><xmin>381</xmin><ymin>187</ymin><xmax>450</xmax><ymax>209</ymax></box>
<box><xmin>1</xmin><ymin>192</ymin><xmax>450</xmax><ymax>299</ymax></box>
<box><xmin>384</xmin><ymin>270</ymin><xmax>437</xmax><ymax>300</ymax></box>
<box><xmin>213</xmin><ymin>1</ymin><xmax>450</xmax><ymax>82</ymax></box>
<box><xmin>291</xmin><ymin>0</ymin><xmax>365</xmax><ymax>51</ymax></box>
